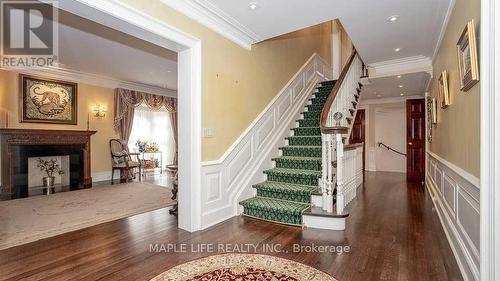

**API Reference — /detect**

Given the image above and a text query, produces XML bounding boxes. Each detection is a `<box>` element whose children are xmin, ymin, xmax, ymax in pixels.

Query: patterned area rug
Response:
<box><xmin>151</xmin><ymin>253</ymin><xmax>337</xmax><ymax>281</ymax></box>
<box><xmin>0</xmin><ymin>182</ymin><xmax>174</xmax><ymax>250</ymax></box>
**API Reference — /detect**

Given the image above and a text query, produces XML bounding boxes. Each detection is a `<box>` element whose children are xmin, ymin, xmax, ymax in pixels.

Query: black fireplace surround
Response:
<box><xmin>12</xmin><ymin>144</ymin><xmax>84</xmax><ymax>198</ymax></box>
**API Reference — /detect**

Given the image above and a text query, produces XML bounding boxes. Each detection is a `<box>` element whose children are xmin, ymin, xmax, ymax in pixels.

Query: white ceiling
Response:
<box><xmin>361</xmin><ymin>72</ymin><xmax>429</xmax><ymax>100</ymax></box>
<box><xmin>56</xmin><ymin>10</ymin><xmax>178</xmax><ymax>92</ymax></box>
<box><xmin>161</xmin><ymin>0</ymin><xmax>454</xmax><ymax>99</ymax></box>
<box><xmin>167</xmin><ymin>0</ymin><xmax>453</xmax><ymax>65</ymax></box>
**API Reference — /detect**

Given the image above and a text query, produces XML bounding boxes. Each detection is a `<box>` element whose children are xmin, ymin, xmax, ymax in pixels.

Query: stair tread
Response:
<box><xmin>287</xmin><ymin>135</ymin><xmax>321</xmax><ymax>138</ymax></box>
<box><xmin>293</xmin><ymin>126</ymin><xmax>320</xmax><ymax>129</ymax></box>
<box><xmin>240</xmin><ymin>197</ymin><xmax>311</xmax><ymax>213</ymax></box>
<box><xmin>264</xmin><ymin>168</ymin><xmax>321</xmax><ymax>176</ymax></box>
<box><xmin>273</xmin><ymin>156</ymin><xmax>321</xmax><ymax>161</ymax></box>
<box><xmin>280</xmin><ymin>145</ymin><xmax>321</xmax><ymax>149</ymax></box>
<box><xmin>254</xmin><ymin>181</ymin><xmax>317</xmax><ymax>193</ymax></box>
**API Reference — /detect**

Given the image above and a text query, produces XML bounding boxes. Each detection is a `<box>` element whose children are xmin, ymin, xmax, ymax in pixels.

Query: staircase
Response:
<box><xmin>240</xmin><ymin>81</ymin><xmax>336</xmax><ymax>226</ymax></box>
<box><xmin>239</xmin><ymin>50</ymin><xmax>364</xmax><ymax>230</ymax></box>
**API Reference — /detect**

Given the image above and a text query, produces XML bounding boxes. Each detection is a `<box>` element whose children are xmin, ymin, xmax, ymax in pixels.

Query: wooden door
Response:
<box><xmin>350</xmin><ymin>109</ymin><xmax>365</xmax><ymax>170</ymax></box>
<box><xmin>406</xmin><ymin>99</ymin><xmax>425</xmax><ymax>182</ymax></box>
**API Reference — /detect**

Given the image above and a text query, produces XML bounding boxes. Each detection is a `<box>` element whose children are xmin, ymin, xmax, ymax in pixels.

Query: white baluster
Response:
<box><xmin>320</xmin><ymin>133</ymin><xmax>327</xmax><ymax>204</ymax></box>
<box><xmin>336</xmin><ymin>133</ymin><xmax>345</xmax><ymax>214</ymax></box>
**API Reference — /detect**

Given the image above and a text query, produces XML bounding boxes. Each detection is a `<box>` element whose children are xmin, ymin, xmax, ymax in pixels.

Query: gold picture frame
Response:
<box><xmin>438</xmin><ymin>71</ymin><xmax>450</xmax><ymax>109</ymax></box>
<box><xmin>19</xmin><ymin>74</ymin><xmax>78</xmax><ymax>125</ymax></box>
<box><xmin>456</xmin><ymin>19</ymin><xmax>480</xmax><ymax>91</ymax></box>
<box><xmin>432</xmin><ymin>97</ymin><xmax>438</xmax><ymax>124</ymax></box>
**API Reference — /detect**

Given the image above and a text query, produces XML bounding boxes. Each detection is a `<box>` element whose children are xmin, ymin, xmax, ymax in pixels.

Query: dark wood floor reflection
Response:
<box><xmin>0</xmin><ymin>172</ymin><xmax>463</xmax><ymax>281</ymax></box>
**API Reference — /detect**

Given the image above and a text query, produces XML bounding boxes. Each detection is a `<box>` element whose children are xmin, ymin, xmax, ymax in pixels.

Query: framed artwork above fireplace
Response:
<box><xmin>19</xmin><ymin>75</ymin><xmax>78</xmax><ymax>125</ymax></box>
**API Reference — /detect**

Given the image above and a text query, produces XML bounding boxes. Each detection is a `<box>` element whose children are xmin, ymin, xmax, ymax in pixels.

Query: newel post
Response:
<box><xmin>321</xmin><ymin>133</ymin><xmax>334</xmax><ymax>212</ymax></box>
<box><xmin>336</xmin><ymin>133</ymin><xmax>345</xmax><ymax>214</ymax></box>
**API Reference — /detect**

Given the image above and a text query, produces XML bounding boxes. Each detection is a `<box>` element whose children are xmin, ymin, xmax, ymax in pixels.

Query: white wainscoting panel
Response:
<box><xmin>200</xmin><ymin>53</ymin><xmax>331</xmax><ymax>229</ymax></box>
<box><xmin>426</xmin><ymin>151</ymin><xmax>479</xmax><ymax>281</ymax></box>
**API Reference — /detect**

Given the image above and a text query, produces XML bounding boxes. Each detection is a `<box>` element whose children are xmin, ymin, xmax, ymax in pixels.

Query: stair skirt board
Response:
<box><xmin>303</xmin><ymin>215</ymin><xmax>346</xmax><ymax>231</ymax></box>
<box><xmin>241</xmin><ymin>213</ymin><xmax>304</xmax><ymax>227</ymax></box>
<box><xmin>239</xmin><ymin>80</ymin><xmax>338</xmax><ymax>226</ymax></box>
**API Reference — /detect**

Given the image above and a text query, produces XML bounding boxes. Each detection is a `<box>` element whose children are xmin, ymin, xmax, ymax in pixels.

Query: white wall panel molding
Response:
<box><xmin>200</xmin><ymin>54</ymin><xmax>331</xmax><ymax>229</ymax></box>
<box><xmin>426</xmin><ymin>152</ymin><xmax>479</xmax><ymax>281</ymax></box>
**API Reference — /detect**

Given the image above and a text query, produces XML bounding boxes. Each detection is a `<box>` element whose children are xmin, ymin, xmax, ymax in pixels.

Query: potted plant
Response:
<box><xmin>136</xmin><ymin>140</ymin><xmax>148</xmax><ymax>152</ymax></box>
<box><xmin>37</xmin><ymin>158</ymin><xmax>64</xmax><ymax>188</ymax></box>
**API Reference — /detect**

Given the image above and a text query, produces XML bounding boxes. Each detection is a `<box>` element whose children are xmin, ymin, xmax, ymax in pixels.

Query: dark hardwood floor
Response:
<box><xmin>0</xmin><ymin>172</ymin><xmax>463</xmax><ymax>281</ymax></box>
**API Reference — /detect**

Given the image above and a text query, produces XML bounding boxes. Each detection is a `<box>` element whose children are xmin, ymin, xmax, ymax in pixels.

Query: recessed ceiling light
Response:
<box><xmin>394</xmin><ymin>48</ymin><xmax>401</xmax><ymax>52</ymax></box>
<box><xmin>167</xmin><ymin>70</ymin><xmax>172</xmax><ymax>73</ymax></box>
<box><xmin>249</xmin><ymin>2</ymin><xmax>258</xmax><ymax>10</ymax></box>
<box><xmin>400</xmin><ymin>93</ymin><xmax>404</xmax><ymax>96</ymax></box>
<box><xmin>397</xmin><ymin>75</ymin><xmax>402</xmax><ymax>78</ymax></box>
<box><xmin>387</xmin><ymin>15</ymin><xmax>400</xmax><ymax>23</ymax></box>
<box><xmin>399</xmin><ymin>85</ymin><xmax>404</xmax><ymax>88</ymax></box>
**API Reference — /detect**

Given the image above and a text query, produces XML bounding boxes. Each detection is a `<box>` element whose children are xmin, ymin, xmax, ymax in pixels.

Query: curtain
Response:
<box><xmin>113</xmin><ymin>89</ymin><xmax>137</xmax><ymax>142</ymax></box>
<box><xmin>169</xmin><ymin>111</ymin><xmax>178</xmax><ymax>164</ymax></box>
<box><xmin>114</xmin><ymin>88</ymin><xmax>177</xmax><ymax>146</ymax></box>
<box><xmin>128</xmin><ymin>106</ymin><xmax>176</xmax><ymax>166</ymax></box>
<box><xmin>165</xmin><ymin>98</ymin><xmax>178</xmax><ymax>165</ymax></box>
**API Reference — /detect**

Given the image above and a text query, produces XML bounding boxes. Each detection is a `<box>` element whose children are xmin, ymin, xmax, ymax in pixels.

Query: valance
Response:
<box><xmin>113</xmin><ymin>88</ymin><xmax>177</xmax><ymax>132</ymax></box>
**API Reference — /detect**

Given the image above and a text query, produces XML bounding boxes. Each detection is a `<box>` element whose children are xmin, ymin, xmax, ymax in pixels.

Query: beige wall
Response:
<box><xmin>363</xmin><ymin>102</ymin><xmax>407</xmax><ymax>172</ymax></box>
<box><xmin>338</xmin><ymin>21</ymin><xmax>353</xmax><ymax>68</ymax></box>
<box><xmin>0</xmin><ymin>70</ymin><xmax>119</xmax><ymax>175</ymax></box>
<box><xmin>122</xmin><ymin>0</ymin><xmax>332</xmax><ymax>161</ymax></box>
<box><xmin>429</xmin><ymin>0</ymin><xmax>480</xmax><ymax>177</ymax></box>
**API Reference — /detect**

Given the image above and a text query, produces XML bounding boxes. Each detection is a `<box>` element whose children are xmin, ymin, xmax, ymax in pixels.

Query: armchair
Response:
<box><xmin>109</xmin><ymin>139</ymin><xmax>142</xmax><ymax>184</ymax></box>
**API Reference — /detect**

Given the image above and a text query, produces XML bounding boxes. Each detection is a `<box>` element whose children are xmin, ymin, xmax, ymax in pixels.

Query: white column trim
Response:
<box><xmin>331</xmin><ymin>26</ymin><xmax>341</xmax><ymax>80</ymax></box>
<box><xmin>480</xmin><ymin>0</ymin><xmax>500</xmax><ymax>280</ymax></box>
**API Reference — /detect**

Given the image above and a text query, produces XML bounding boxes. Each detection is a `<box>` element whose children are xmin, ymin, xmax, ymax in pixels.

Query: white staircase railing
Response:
<box><xmin>319</xmin><ymin>50</ymin><xmax>363</xmax><ymax>215</ymax></box>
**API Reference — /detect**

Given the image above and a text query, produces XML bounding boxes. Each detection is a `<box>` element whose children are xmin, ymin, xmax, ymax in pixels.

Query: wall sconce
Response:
<box><xmin>92</xmin><ymin>104</ymin><xmax>106</xmax><ymax>118</ymax></box>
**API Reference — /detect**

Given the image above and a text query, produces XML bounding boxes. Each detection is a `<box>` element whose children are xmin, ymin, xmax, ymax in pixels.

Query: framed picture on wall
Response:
<box><xmin>456</xmin><ymin>19</ymin><xmax>479</xmax><ymax>91</ymax></box>
<box><xmin>438</xmin><ymin>71</ymin><xmax>450</xmax><ymax>109</ymax></box>
<box><xmin>432</xmin><ymin>98</ymin><xmax>438</xmax><ymax>124</ymax></box>
<box><xmin>19</xmin><ymin>75</ymin><xmax>78</xmax><ymax>125</ymax></box>
<box><xmin>426</xmin><ymin>97</ymin><xmax>433</xmax><ymax>143</ymax></box>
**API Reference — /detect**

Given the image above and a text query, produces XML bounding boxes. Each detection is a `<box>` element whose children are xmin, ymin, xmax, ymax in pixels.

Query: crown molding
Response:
<box><xmin>360</xmin><ymin>95</ymin><xmax>425</xmax><ymax>105</ymax></box>
<box><xmin>2</xmin><ymin>66</ymin><xmax>177</xmax><ymax>97</ymax></box>
<box><xmin>432</xmin><ymin>0</ymin><xmax>456</xmax><ymax>61</ymax></box>
<box><xmin>160</xmin><ymin>0</ymin><xmax>261</xmax><ymax>50</ymax></box>
<box><xmin>368</xmin><ymin>55</ymin><xmax>433</xmax><ymax>78</ymax></box>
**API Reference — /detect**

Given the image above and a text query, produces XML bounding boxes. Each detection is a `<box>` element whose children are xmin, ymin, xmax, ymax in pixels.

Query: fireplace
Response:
<box><xmin>28</xmin><ymin>155</ymin><xmax>70</xmax><ymax>196</ymax></box>
<box><xmin>0</xmin><ymin>129</ymin><xmax>97</xmax><ymax>200</ymax></box>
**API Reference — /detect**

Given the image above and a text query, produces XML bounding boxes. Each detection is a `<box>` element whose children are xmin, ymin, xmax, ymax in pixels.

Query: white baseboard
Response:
<box><xmin>199</xmin><ymin>53</ymin><xmax>332</xmax><ymax>230</ymax></box>
<box><xmin>426</xmin><ymin>152</ymin><xmax>479</xmax><ymax>281</ymax></box>
<box><xmin>92</xmin><ymin>171</ymin><xmax>113</xmax><ymax>182</ymax></box>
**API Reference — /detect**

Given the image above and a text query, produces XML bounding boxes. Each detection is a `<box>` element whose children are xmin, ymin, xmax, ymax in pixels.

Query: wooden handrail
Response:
<box><xmin>378</xmin><ymin>142</ymin><xmax>406</xmax><ymax>156</ymax></box>
<box><xmin>320</xmin><ymin>49</ymin><xmax>358</xmax><ymax>134</ymax></box>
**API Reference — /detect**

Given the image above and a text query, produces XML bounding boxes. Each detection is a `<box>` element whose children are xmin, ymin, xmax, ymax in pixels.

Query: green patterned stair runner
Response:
<box><xmin>240</xmin><ymin>80</ymin><xmax>336</xmax><ymax>226</ymax></box>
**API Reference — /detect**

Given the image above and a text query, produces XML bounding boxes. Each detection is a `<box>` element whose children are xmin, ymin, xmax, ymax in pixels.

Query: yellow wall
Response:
<box><xmin>122</xmin><ymin>0</ymin><xmax>332</xmax><ymax>161</ymax></box>
<box><xmin>429</xmin><ymin>0</ymin><xmax>480</xmax><ymax>177</ymax></box>
<box><xmin>0</xmin><ymin>70</ymin><xmax>118</xmax><ymax>175</ymax></box>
